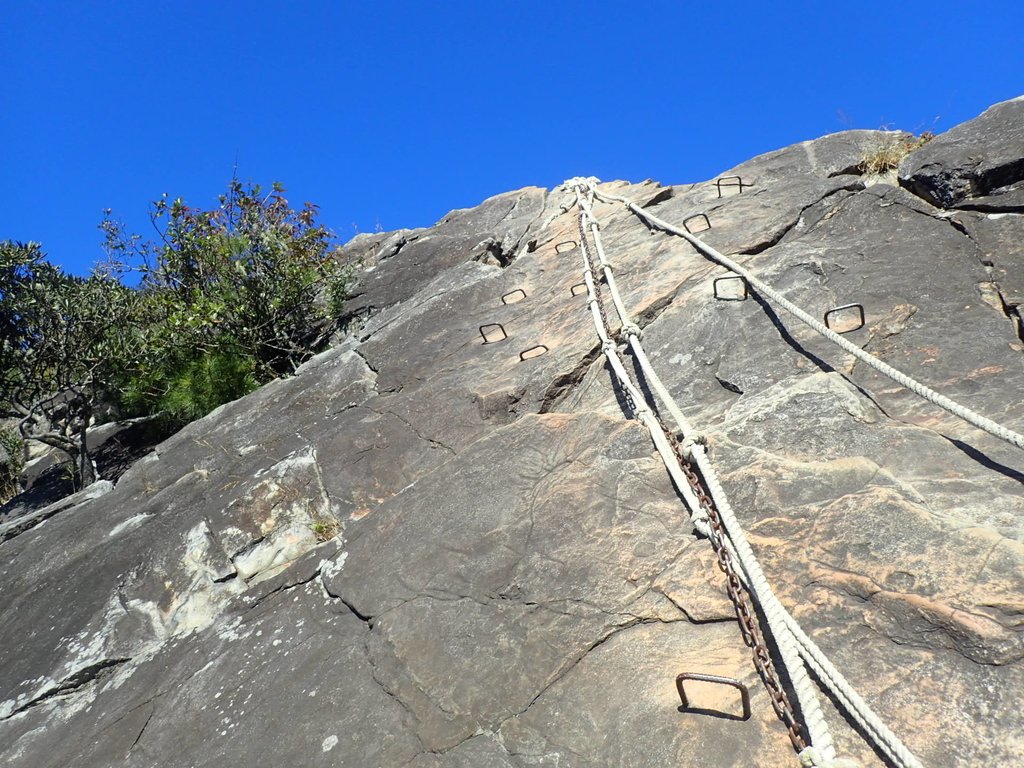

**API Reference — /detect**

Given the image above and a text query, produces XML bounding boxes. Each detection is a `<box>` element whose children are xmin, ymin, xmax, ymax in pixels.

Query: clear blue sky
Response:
<box><xmin>2</xmin><ymin>2</ymin><xmax>1022</xmax><ymax>276</ymax></box>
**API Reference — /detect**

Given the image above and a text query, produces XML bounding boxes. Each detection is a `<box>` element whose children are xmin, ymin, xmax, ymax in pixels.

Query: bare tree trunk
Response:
<box><xmin>75</xmin><ymin>422</ymin><xmax>96</xmax><ymax>490</ymax></box>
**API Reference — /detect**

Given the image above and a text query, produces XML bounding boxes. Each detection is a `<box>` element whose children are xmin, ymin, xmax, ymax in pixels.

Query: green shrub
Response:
<box><xmin>0</xmin><ymin>426</ymin><xmax>25</xmax><ymax>504</ymax></box>
<box><xmin>104</xmin><ymin>179</ymin><xmax>356</xmax><ymax>382</ymax></box>
<box><xmin>0</xmin><ymin>179</ymin><xmax>355</xmax><ymax>491</ymax></box>
<box><xmin>117</xmin><ymin>347</ymin><xmax>259</xmax><ymax>429</ymax></box>
<box><xmin>101</xmin><ymin>178</ymin><xmax>356</xmax><ymax>428</ymax></box>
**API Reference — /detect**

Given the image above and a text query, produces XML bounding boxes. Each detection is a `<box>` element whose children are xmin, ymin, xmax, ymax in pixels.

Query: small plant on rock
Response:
<box><xmin>310</xmin><ymin>518</ymin><xmax>341</xmax><ymax>542</ymax></box>
<box><xmin>858</xmin><ymin>131</ymin><xmax>935</xmax><ymax>176</ymax></box>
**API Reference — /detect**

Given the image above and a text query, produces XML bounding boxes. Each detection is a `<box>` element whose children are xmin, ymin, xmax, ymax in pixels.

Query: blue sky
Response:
<box><xmin>2</xmin><ymin>2</ymin><xmax>1022</xmax><ymax>276</ymax></box>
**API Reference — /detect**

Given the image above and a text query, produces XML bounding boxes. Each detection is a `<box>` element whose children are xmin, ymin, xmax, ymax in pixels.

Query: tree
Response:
<box><xmin>107</xmin><ymin>180</ymin><xmax>354</xmax><ymax>371</ymax></box>
<box><xmin>0</xmin><ymin>241</ymin><xmax>141</xmax><ymax>489</ymax></box>
<box><xmin>102</xmin><ymin>180</ymin><xmax>356</xmax><ymax>424</ymax></box>
<box><xmin>0</xmin><ymin>179</ymin><xmax>356</xmax><ymax>495</ymax></box>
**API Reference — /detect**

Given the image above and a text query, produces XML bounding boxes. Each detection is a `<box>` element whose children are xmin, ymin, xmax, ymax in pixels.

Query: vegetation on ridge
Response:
<box><xmin>858</xmin><ymin>131</ymin><xmax>934</xmax><ymax>176</ymax></box>
<box><xmin>0</xmin><ymin>426</ymin><xmax>25</xmax><ymax>505</ymax></box>
<box><xmin>1</xmin><ymin>180</ymin><xmax>356</xmax><ymax>493</ymax></box>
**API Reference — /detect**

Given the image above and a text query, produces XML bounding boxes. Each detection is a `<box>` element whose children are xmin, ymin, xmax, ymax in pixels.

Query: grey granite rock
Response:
<box><xmin>1</xmin><ymin>100</ymin><xmax>1023</xmax><ymax>767</ymax></box>
<box><xmin>900</xmin><ymin>95</ymin><xmax>1024</xmax><ymax>208</ymax></box>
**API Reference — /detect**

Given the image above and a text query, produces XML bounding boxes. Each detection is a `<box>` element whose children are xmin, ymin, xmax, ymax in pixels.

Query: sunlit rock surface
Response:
<box><xmin>1</xmin><ymin>97</ymin><xmax>1022</xmax><ymax>767</ymax></box>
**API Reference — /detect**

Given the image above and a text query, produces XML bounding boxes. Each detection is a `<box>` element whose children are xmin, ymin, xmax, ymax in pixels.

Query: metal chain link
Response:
<box><xmin>673</xmin><ymin>444</ymin><xmax>808</xmax><ymax>752</ymax></box>
<box><xmin>577</xmin><ymin>206</ymin><xmax>809</xmax><ymax>753</ymax></box>
<box><xmin>577</xmin><ymin>213</ymin><xmax>615</xmax><ymax>336</ymax></box>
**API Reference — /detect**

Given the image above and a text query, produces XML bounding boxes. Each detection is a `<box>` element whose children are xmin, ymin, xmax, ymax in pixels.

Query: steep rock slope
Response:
<box><xmin>1</xmin><ymin>98</ymin><xmax>1022</xmax><ymax>768</ymax></box>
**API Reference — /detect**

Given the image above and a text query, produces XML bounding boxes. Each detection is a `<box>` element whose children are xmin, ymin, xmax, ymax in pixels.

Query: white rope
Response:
<box><xmin>706</xmin><ymin>525</ymin><xmax>921</xmax><ymax>768</ymax></box>
<box><xmin>689</xmin><ymin>441</ymin><xmax>839</xmax><ymax>764</ymax></box>
<box><xmin>565</xmin><ymin>178</ymin><xmax>926</xmax><ymax>768</ymax></box>
<box><xmin>573</xmin><ymin>188</ymin><xmax>713</xmax><ymax>539</ymax></box>
<box><xmin>576</xmin><ymin>186</ymin><xmax>706</xmax><ymax>442</ymax></box>
<box><xmin>585</xmin><ymin>181</ymin><xmax>1024</xmax><ymax>452</ymax></box>
<box><xmin>570</xmin><ymin>183</ymin><xmax>840</xmax><ymax>766</ymax></box>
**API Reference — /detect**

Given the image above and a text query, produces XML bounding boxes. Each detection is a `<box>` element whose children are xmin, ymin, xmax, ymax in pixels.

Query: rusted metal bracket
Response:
<box><xmin>519</xmin><ymin>344</ymin><xmax>548</xmax><ymax>361</ymax></box>
<box><xmin>713</xmin><ymin>275</ymin><xmax>748</xmax><ymax>301</ymax></box>
<box><xmin>715</xmin><ymin>175</ymin><xmax>749</xmax><ymax>198</ymax></box>
<box><xmin>479</xmin><ymin>323</ymin><xmax>507</xmax><ymax>344</ymax></box>
<box><xmin>676</xmin><ymin>673</ymin><xmax>751</xmax><ymax>721</ymax></box>
<box><xmin>683</xmin><ymin>213</ymin><xmax>711</xmax><ymax>235</ymax></box>
<box><xmin>823</xmin><ymin>303</ymin><xmax>865</xmax><ymax>333</ymax></box>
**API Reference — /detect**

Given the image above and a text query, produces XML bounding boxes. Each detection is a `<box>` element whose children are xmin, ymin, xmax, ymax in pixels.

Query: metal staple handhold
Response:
<box><xmin>715</xmin><ymin>175</ymin><xmax>748</xmax><ymax>198</ymax></box>
<box><xmin>555</xmin><ymin>240</ymin><xmax>578</xmax><ymax>254</ymax></box>
<box><xmin>676</xmin><ymin>673</ymin><xmax>752</xmax><ymax>721</ymax></box>
<box><xmin>823</xmin><ymin>303</ymin><xmax>866</xmax><ymax>333</ymax></box>
<box><xmin>713</xmin><ymin>275</ymin><xmax>748</xmax><ymax>301</ymax></box>
<box><xmin>478</xmin><ymin>323</ymin><xmax>507</xmax><ymax>344</ymax></box>
<box><xmin>683</xmin><ymin>213</ymin><xmax>711</xmax><ymax>234</ymax></box>
<box><xmin>519</xmin><ymin>344</ymin><xmax>548</xmax><ymax>361</ymax></box>
<box><xmin>501</xmin><ymin>288</ymin><xmax>527</xmax><ymax>305</ymax></box>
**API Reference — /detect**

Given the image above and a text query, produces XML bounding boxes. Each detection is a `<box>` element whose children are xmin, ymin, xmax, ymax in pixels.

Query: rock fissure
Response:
<box><xmin>845</xmin><ymin>304</ymin><xmax>918</xmax><ymax>380</ymax></box>
<box><xmin>943</xmin><ymin>220</ymin><xmax>1024</xmax><ymax>344</ymax></box>
<box><xmin>360</xmin><ymin>274</ymin><xmax>489</xmax><ymax>347</ymax></box>
<box><xmin>319</xmin><ymin>574</ymin><xmax>373</xmax><ymax>624</ymax></box>
<box><xmin>955</xmin><ymin>199</ymin><xmax>1024</xmax><ymax>214</ymax></box>
<box><xmin>243</xmin><ymin>563</ymin><xmax>326</xmax><ymax>610</ymax></box>
<box><xmin>127</xmin><ymin>705</ymin><xmax>156</xmax><ymax>753</ymax></box>
<box><xmin>501</xmin><ymin>189</ymin><xmax>549</xmax><ymax>260</ymax></box>
<box><xmin>359</xmin><ymin>630</ymin><xmax>430</xmax><ymax>753</ymax></box>
<box><xmin>737</xmin><ymin>181</ymin><xmax>865</xmax><ymax>255</ymax></box>
<box><xmin>373</xmin><ymin>407</ymin><xmax>457</xmax><ymax>456</ymax></box>
<box><xmin>497</xmin><ymin>618</ymin><xmax>658</xmax><ymax>724</ymax></box>
<box><xmin>0</xmin><ymin>481</ymin><xmax>113</xmax><ymax>544</ymax></box>
<box><xmin>351</xmin><ymin>346</ymin><xmax>380</xmax><ymax>378</ymax></box>
<box><xmin>538</xmin><ymin>343</ymin><xmax>603</xmax><ymax>413</ymax></box>
<box><xmin>633</xmin><ymin>279</ymin><xmax>690</xmax><ymax>331</ymax></box>
<box><xmin>379</xmin><ymin>234</ymin><xmax>418</xmax><ymax>262</ymax></box>
<box><xmin>714</xmin><ymin>374</ymin><xmax>744</xmax><ymax>395</ymax></box>
<box><xmin>3</xmin><ymin>657</ymin><xmax>131</xmax><ymax>721</ymax></box>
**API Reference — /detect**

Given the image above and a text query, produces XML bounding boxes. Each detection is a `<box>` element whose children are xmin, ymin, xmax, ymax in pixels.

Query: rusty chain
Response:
<box><xmin>576</xmin><ymin>214</ymin><xmax>615</xmax><ymax>336</ymax></box>
<box><xmin>577</xmin><ymin>206</ymin><xmax>809</xmax><ymax>753</ymax></box>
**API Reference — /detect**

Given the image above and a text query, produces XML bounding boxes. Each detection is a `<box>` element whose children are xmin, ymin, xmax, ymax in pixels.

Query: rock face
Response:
<box><xmin>900</xmin><ymin>96</ymin><xmax>1024</xmax><ymax>209</ymax></box>
<box><xmin>1</xmin><ymin>99</ymin><xmax>1022</xmax><ymax>767</ymax></box>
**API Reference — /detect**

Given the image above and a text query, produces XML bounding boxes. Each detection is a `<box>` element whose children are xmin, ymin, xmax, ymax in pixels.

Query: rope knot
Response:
<box><xmin>679</xmin><ymin>432</ymin><xmax>708</xmax><ymax>461</ymax></box>
<box><xmin>690</xmin><ymin>508</ymin><xmax>711</xmax><ymax>529</ymax></box>
<box><xmin>619</xmin><ymin>322</ymin><xmax>642</xmax><ymax>340</ymax></box>
<box><xmin>633</xmin><ymin>404</ymin><xmax>654</xmax><ymax>420</ymax></box>
<box><xmin>601</xmin><ymin>340</ymin><xmax>618</xmax><ymax>355</ymax></box>
<box><xmin>798</xmin><ymin>747</ymin><xmax>860</xmax><ymax>768</ymax></box>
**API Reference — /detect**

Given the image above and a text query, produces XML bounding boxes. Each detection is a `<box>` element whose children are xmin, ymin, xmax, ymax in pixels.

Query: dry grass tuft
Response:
<box><xmin>859</xmin><ymin>132</ymin><xmax>934</xmax><ymax>175</ymax></box>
